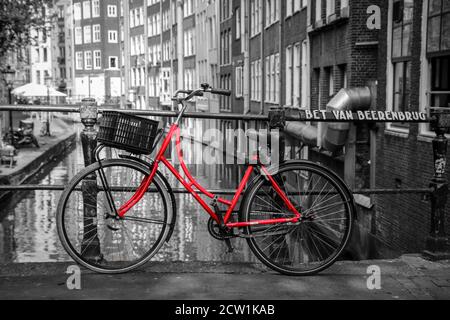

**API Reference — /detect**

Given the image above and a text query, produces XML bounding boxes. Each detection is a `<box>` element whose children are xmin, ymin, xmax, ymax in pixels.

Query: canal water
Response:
<box><xmin>0</xmin><ymin>136</ymin><xmax>259</xmax><ymax>265</ymax></box>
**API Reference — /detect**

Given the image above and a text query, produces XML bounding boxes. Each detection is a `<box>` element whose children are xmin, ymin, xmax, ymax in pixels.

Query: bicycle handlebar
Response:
<box><xmin>173</xmin><ymin>84</ymin><xmax>231</xmax><ymax>102</ymax></box>
<box><xmin>209</xmin><ymin>88</ymin><xmax>232</xmax><ymax>97</ymax></box>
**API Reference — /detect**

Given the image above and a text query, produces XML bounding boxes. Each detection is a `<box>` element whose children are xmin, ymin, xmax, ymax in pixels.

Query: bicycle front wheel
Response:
<box><xmin>241</xmin><ymin>161</ymin><xmax>354</xmax><ymax>276</ymax></box>
<box><xmin>57</xmin><ymin>159</ymin><xmax>173</xmax><ymax>274</ymax></box>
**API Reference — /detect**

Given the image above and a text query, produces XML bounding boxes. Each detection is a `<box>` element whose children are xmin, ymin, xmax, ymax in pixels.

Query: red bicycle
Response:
<box><xmin>57</xmin><ymin>84</ymin><xmax>355</xmax><ymax>275</ymax></box>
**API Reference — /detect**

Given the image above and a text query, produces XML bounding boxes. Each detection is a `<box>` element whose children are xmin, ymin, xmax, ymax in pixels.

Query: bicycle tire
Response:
<box><xmin>241</xmin><ymin>160</ymin><xmax>355</xmax><ymax>276</ymax></box>
<box><xmin>56</xmin><ymin>159</ymin><xmax>173</xmax><ymax>274</ymax></box>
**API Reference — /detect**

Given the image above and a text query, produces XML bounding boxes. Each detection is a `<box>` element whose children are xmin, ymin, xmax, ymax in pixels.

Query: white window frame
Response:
<box><xmin>109</xmin><ymin>56</ymin><xmax>119</xmax><ymax>69</ymax></box>
<box><xmin>315</xmin><ymin>0</ymin><xmax>322</xmax><ymax>23</ymax></box>
<box><xmin>236</xmin><ymin>66</ymin><xmax>243</xmax><ymax>97</ymax></box>
<box><xmin>293</xmin><ymin>43</ymin><xmax>301</xmax><ymax>107</ymax></box>
<box><xmin>75</xmin><ymin>51</ymin><xmax>83</xmax><ymax>70</ymax></box>
<box><xmin>74</xmin><ymin>3</ymin><xmax>82</xmax><ymax>20</ymax></box>
<box><xmin>286</xmin><ymin>0</ymin><xmax>293</xmax><ymax>17</ymax></box>
<box><xmin>108</xmin><ymin>30</ymin><xmax>118</xmax><ymax>43</ymax></box>
<box><xmin>286</xmin><ymin>46</ymin><xmax>293</xmax><ymax>106</ymax></box>
<box><xmin>107</xmin><ymin>5</ymin><xmax>117</xmax><ymax>17</ymax></box>
<box><xmin>418</xmin><ymin>0</ymin><xmax>448</xmax><ymax>138</ymax></box>
<box><xmin>93</xmin><ymin>24</ymin><xmax>101</xmax><ymax>42</ymax></box>
<box><xmin>386</xmin><ymin>0</ymin><xmax>410</xmax><ymax>135</ymax></box>
<box><xmin>84</xmin><ymin>51</ymin><xmax>92</xmax><ymax>70</ymax></box>
<box><xmin>83</xmin><ymin>25</ymin><xmax>91</xmax><ymax>44</ymax></box>
<box><xmin>326</xmin><ymin>0</ymin><xmax>335</xmax><ymax>18</ymax></box>
<box><xmin>93</xmin><ymin>50</ymin><xmax>101</xmax><ymax>69</ymax></box>
<box><xmin>92</xmin><ymin>0</ymin><xmax>100</xmax><ymax>17</ymax></box>
<box><xmin>83</xmin><ymin>1</ymin><xmax>91</xmax><ymax>19</ymax></box>
<box><xmin>75</xmin><ymin>27</ymin><xmax>83</xmax><ymax>44</ymax></box>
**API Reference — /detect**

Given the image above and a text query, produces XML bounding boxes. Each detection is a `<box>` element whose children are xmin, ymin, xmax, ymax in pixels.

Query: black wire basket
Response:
<box><xmin>98</xmin><ymin>111</ymin><xmax>160</xmax><ymax>155</ymax></box>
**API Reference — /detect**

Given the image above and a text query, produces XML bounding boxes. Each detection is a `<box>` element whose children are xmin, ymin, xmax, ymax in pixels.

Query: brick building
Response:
<box><xmin>52</xmin><ymin>0</ymin><xmax>74</xmax><ymax>97</ymax></box>
<box><xmin>72</xmin><ymin>0</ymin><xmax>122</xmax><ymax>104</ymax></box>
<box><xmin>373</xmin><ymin>0</ymin><xmax>450</xmax><ymax>257</ymax></box>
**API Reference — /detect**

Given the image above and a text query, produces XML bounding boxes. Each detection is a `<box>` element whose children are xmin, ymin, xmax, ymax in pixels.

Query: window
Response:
<box><xmin>250</xmin><ymin>60</ymin><xmax>262</xmax><ymax>101</ymax></box>
<box><xmin>84</xmin><ymin>51</ymin><xmax>92</xmax><ymax>69</ymax></box>
<box><xmin>286</xmin><ymin>46</ymin><xmax>293</xmax><ymax>106</ymax></box>
<box><xmin>84</xmin><ymin>25</ymin><xmax>91</xmax><ymax>44</ymax></box>
<box><xmin>74</xmin><ymin>2</ymin><xmax>82</xmax><ymax>20</ymax></box>
<box><xmin>75</xmin><ymin>27</ymin><xmax>82</xmax><ymax>44</ymax></box>
<box><xmin>287</xmin><ymin>0</ymin><xmax>293</xmax><ymax>17</ymax></box>
<box><xmin>293</xmin><ymin>44</ymin><xmax>301</xmax><ymax>107</ymax></box>
<box><xmin>265</xmin><ymin>54</ymin><xmax>279</xmax><ymax>103</ymax></box>
<box><xmin>251</xmin><ymin>60</ymin><xmax>262</xmax><ymax>101</ymax></box>
<box><xmin>236</xmin><ymin>7</ymin><xmax>241</xmax><ymax>39</ymax></box>
<box><xmin>139</xmin><ymin>7</ymin><xmax>144</xmax><ymax>25</ymax></box>
<box><xmin>236</xmin><ymin>66</ymin><xmax>243</xmax><ymax>97</ymax></box>
<box><xmin>220</xmin><ymin>0</ymin><xmax>230</xmax><ymax>21</ymax></box>
<box><xmin>385</xmin><ymin>0</ymin><xmax>414</xmax><ymax>131</ymax></box>
<box><xmin>315</xmin><ymin>0</ymin><xmax>322</xmax><ymax>22</ymax></box>
<box><xmin>43</xmin><ymin>48</ymin><xmax>48</xmax><ymax>62</ymax></box>
<box><xmin>109</xmin><ymin>56</ymin><xmax>118</xmax><ymax>69</ymax></box>
<box><xmin>220</xmin><ymin>74</ymin><xmax>232</xmax><ymax>111</ymax></box>
<box><xmin>108</xmin><ymin>30</ymin><xmax>118</xmax><ymax>43</ymax></box>
<box><xmin>425</xmin><ymin>0</ymin><xmax>450</xmax><ymax>117</ymax></box>
<box><xmin>76</xmin><ymin>52</ymin><xmax>83</xmax><ymax>69</ymax></box>
<box><xmin>326</xmin><ymin>0</ymin><xmax>335</xmax><ymax>17</ymax></box>
<box><xmin>93</xmin><ymin>25</ymin><xmax>101</xmax><ymax>42</ymax></box>
<box><xmin>392</xmin><ymin>0</ymin><xmax>413</xmax><ymax>58</ymax></box>
<box><xmin>92</xmin><ymin>0</ymin><xmax>100</xmax><ymax>17</ymax></box>
<box><xmin>93</xmin><ymin>50</ymin><xmax>101</xmax><ymax>69</ymax></box>
<box><xmin>301</xmin><ymin>40</ymin><xmax>308</xmax><ymax>108</ymax></box>
<box><xmin>184</xmin><ymin>0</ymin><xmax>195</xmax><ymax>17</ymax></box>
<box><xmin>265</xmin><ymin>56</ymin><xmax>271</xmax><ymax>102</ymax></box>
<box><xmin>108</xmin><ymin>5</ymin><xmax>117</xmax><ymax>17</ymax></box>
<box><xmin>328</xmin><ymin>67</ymin><xmax>334</xmax><ymax>97</ymax></box>
<box><xmin>287</xmin><ymin>0</ymin><xmax>305</xmax><ymax>16</ymax></box>
<box><xmin>390</xmin><ymin>0</ymin><xmax>413</xmax><ymax>119</ymax></box>
<box><xmin>83</xmin><ymin>1</ymin><xmax>91</xmax><ymax>19</ymax></box>
<box><xmin>393</xmin><ymin>61</ymin><xmax>411</xmax><ymax>113</ymax></box>
<box><xmin>274</xmin><ymin>54</ymin><xmax>280</xmax><ymax>103</ymax></box>
<box><xmin>427</xmin><ymin>0</ymin><xmax>450</xmax><ymax>53</ymax></box>
<box><xmin>220</xmin><ymin>29</ymin><xmax>231</xmax><ymax>65</ymax></box>
<box><xmin>265</xmin><ymin>0</ymin><xmax>279</xmax><ymax>27</ymax></box>
<box><xmin>250</xmin><ymin>0</ymin><xmax>262</xmax><ymax>36</ymax></box>
<box><xmin>184</xmin><ymin>28</ymin><xmax>196</xmax><ymax>56</ymax></box>
<box><xmin>429</xmin><ymin>56</ymin><xmax>450</xmax><ymax>109</ymax></box>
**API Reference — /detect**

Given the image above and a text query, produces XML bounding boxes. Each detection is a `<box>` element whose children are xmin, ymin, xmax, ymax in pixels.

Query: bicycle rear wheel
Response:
<box><xmin>241</xmin><ymin>161</ymin><xmax>354</xmax><ymax>276</ymax></box>
<box><xmin>57</xmin><ymin>159</ymin><xmax>173</xmax><ymax>274</ymax></box>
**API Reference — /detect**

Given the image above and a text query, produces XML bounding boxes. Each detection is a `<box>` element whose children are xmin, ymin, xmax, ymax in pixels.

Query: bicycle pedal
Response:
<box><xmin>224</xmin><ymin>239</ymin><xmax>234</xmax><ymax>253</ymax></box>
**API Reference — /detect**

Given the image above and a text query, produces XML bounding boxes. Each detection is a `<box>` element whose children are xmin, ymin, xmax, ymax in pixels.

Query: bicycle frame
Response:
<box><xmin>115</xmin><ymin>89</ymin><xmax>302</xmax><ymax>229</ymax></box>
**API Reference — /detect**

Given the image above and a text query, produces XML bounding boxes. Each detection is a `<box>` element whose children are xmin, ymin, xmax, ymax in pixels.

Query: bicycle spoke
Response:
<box><xmin>244</xmin><ymin>163</ymin><xmax>353</xmax><ymax>275</ymax></box>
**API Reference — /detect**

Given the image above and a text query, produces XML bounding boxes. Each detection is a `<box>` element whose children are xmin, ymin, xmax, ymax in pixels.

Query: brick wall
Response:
<box><xmin>375</xmin><ymin>0</ymin><xmax>450</xmax><ymax>256</ymax></box>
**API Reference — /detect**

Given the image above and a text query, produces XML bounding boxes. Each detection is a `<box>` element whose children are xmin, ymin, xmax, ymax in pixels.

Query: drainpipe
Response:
<box><xmin>321</xmin><ymin>86</ymin><xmax>372</xmax><ymax>152</ymax></box>
<box><xmin>284</xmin><ymin>87</ymin><xmax>372</xmax><ymax>152</ymax></box>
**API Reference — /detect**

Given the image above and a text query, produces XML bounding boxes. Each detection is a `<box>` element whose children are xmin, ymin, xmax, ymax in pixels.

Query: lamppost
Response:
<box><xmin>44</xmin><ymin>75</ymin><xmax>52</xmax><ymax>136</ymax></box>
<box><xmin>1</xmin><ymin>65</ymin><xmax>16</xmax><ymax>136</ymax></box>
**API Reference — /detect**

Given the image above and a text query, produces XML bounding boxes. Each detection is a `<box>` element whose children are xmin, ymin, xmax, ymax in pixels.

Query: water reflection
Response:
<box><xmin>0</xmin><ymin>138</ymin><xmax>258</xmax><ymax>264</ymax></box>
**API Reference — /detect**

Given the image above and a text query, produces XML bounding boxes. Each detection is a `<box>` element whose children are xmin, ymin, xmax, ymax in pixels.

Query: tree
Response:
<box><xmin>0</xmin><ymin>0</ymin><xmax>53</xmax><ymax>61</ymax></box>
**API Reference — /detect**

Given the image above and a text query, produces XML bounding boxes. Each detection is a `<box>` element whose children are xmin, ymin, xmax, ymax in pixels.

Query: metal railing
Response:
<box><xmin>0</xmin><ymin>97</ymin><xmax>449</xmax><ymax>259</ymax></box>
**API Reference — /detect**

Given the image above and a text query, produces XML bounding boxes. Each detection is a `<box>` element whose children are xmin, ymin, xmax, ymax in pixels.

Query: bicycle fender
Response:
<box><xmin>118</xmin><ymin>155</ymin><xmax>178</xmax><ymax>242</ymax></box>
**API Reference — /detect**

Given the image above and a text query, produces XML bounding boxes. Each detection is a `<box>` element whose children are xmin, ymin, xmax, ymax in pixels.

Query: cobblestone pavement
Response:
<box><xmin>0</xmin><ymin>255</ymin><xmax>449</xmax><ymax>300</ymax></box>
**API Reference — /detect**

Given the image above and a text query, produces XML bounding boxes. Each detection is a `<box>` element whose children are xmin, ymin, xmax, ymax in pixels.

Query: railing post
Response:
<box><xmin>79</xmin><ymin>98</ymin><xmax>102</xmax><ymax>261</ymax></box>
<box><xmin>424</xmin><ymin>108</ymin><xmax>450</xmax><ymax>260</ymax></box>
<box><xmin>269</xmin><ymin>106</ymin><xmax>286</xmax><ymax>163</ymax></box>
